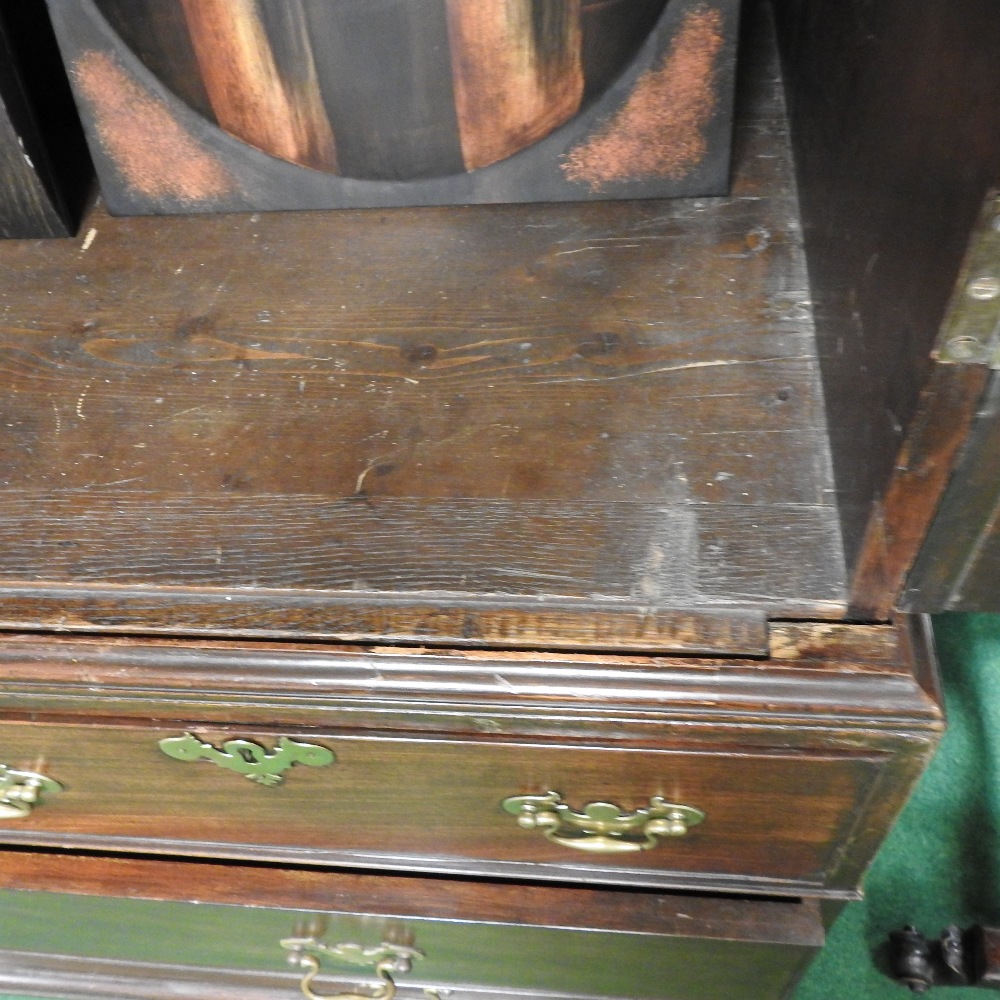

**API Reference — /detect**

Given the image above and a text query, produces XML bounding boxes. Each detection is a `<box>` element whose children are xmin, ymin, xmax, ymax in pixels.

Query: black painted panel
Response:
<box><xmin>0</xmin><ymin>0</ymin><xmax>91</xmax><ymax>238</ymax></box>
<box><xmin>303</xmin><ymin>0</ymin><xmax>464</xmax><ymax>181</ymax></box>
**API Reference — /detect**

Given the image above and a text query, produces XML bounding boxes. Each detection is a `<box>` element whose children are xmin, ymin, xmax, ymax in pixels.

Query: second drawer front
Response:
<box><xmin>0</xmin><ymin>853</ymin><xmax>824</xmax><ymax>1000</ymax></box>
<box><xmin>0</xmin><ymin>722</ymin><xmax>882</xmax><ymax>892</ymax></box>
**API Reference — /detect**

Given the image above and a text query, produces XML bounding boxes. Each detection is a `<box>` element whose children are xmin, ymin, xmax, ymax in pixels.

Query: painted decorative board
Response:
<box><xmin>46</xmin><ymin>0</ymin><xmax>740</xmax><ymax>215</ymax></box>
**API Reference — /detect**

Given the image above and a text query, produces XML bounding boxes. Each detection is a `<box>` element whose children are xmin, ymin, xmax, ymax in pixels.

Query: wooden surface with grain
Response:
<box><xmin>0</xmin><ymin>3</ymin><xmax>984</xmax><ymax>991</ymax></box>
<box><xmin>0</xmin><ymin>718</ymin><xmax>888</xmax><ymax>892</ymax></box>
<box><xmin>0</xmin><ymin>12</ymin><xmax>844</xmax><ymax>646</ymax></box>
<box><xmin>849</xmin><ymin>363</ymin><xmax>990</xmax><ymax>618</ymax></box>
<box><xmin>0</xmin><ymin>621</ymin><xmax>939</xmax><ymax>734</ymax></box>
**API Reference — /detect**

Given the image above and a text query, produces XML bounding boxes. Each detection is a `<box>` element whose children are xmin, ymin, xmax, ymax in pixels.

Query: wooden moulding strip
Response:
<box><xmin>0</xmin><ymin>849</ymin><xmax>823</xmax><ymax>939</ymax></box>
<box><xmin>850</xmin><ymin>362</ymin><xmax>990</xmax><ymax>620</ymax></box>
<box><xmin>0</xmin><ymin>584</ymin><xmax>769</xmax><ymax>656</ymax></box>
<box><xmin>0</xmin><ymin>619</ymin><xmax>944</xmax><ymax>735</ymax></box>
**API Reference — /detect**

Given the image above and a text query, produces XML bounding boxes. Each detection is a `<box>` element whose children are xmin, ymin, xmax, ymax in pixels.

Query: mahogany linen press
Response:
<box><xmin>0</xmin><ymin>0</ymin><xmax>999</xmax><ymax>997</ymax></box>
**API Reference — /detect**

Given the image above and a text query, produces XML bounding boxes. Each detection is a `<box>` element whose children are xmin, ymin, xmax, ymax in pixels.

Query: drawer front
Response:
<box><xmin>0</xmin><ymin>721</ymin><xmax>883</xmax><ymax>894</ymax></box>
<box><xmin>0</xmin><ymin>855</ymin><xmax>823</xmax><ymax>1000</ymax></box>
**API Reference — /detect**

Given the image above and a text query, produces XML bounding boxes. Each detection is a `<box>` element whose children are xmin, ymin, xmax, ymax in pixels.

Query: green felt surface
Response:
<box><xmin>793</xmin><ymin>613</ymin><xmax>1000</xmax><ymax>998</ymax></box>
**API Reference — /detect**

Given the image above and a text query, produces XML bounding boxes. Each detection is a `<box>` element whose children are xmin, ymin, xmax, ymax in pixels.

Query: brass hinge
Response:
<box><xmin>934</xmin><ymin>191</ymin><xmax>1000</xmax><ymax>367</ymax></box>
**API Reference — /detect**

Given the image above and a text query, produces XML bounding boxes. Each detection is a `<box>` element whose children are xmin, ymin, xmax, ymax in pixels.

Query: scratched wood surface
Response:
<box><xmin>0</xmin><ymin>17</ymin><xmax>845</xmax><ymax>646</ymax></box>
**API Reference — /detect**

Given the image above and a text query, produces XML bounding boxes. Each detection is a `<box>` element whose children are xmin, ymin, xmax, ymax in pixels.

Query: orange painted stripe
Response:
<box><xmin>446</xmin><ymin>0</ymin><xmax>584</xmax><ymax>171</ymax></box>
<box><xmin>179</xmin><ymin>0</ymin><xmax>337</xmax><ymax>172</ymax></box>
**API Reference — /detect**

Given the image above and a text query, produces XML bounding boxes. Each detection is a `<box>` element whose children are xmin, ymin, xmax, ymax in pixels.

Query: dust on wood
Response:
<box><xmin>562</xmin><ymin>7</ymin><xmax>725</xmax><ymax>189</ymax></box>
<box><xmin>73</xmin><ymin>49</ymin><xmax>235</xmax><ymax>204</ymax></box>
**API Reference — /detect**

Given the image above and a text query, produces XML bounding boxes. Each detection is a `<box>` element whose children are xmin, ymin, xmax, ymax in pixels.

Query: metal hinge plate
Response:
<box><xmin>934</xmin><ymin>191</ymin><xmax>1000</xmax><ymax>367</ymax></box>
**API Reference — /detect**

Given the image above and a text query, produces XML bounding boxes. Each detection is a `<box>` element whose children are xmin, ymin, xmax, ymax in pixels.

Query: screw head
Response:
<box><xmin>946</xmin><ymin>336</ymin><xmax>982</xmax><ymax>361</ymax></box>
<box><xmin>967</xmin><ymin>275</ymin><xmax>1000</xmax><ymax>301</ymax></box>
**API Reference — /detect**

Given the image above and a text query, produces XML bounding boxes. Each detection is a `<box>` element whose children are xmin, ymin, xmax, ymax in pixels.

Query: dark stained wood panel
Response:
<box><xmin>849</xmin><ymin>362</ymin><xmax>989</xmax><ymax>618</ymax></box>
<box><xmin>0</xmin><ymin>15</ymin><xmax>845</xmax><ymax>645</ymax></box>
<box><xmin>303</xmin><ymin>0</ymin><xmax>464</xmax><ymax>181</ymax></box>
<box><xmin>0</xmin><ymin>941</ymin><xmax>820</xmax><ymax>1000</ymax></box>
<box><xmin>902</xmin><ymin>371</ymin><xmax>1000</xmax><ymax>612</ymax></box>
<box><xmin>771</xmin><ymin>0</ymin><xmax>1000</xmax><ymax>613</ymax></box>
<box><xmin>0</xmin><ymin>496</ymin><xmax>837</xmax><ymax>598</ymax></box>
<box><xmin>0</xmin><ymin>719</ymin><xmax>903</xmax><ymax>895</ymax></box>
<box><xmin>0</xmin><ymin>1</ymin><xmax>92</xmax><ymax>238</ymax></box>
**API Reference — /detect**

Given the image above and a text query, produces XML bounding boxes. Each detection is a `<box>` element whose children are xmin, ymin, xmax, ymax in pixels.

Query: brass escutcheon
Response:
<box><xmin>158</xmin><ymin>734</ymin><xmax>335</xmax><ymax>785</ymax></box>
<box><xmin>0</xmin><ymin>764</ymin><xmax>63</xmax><ymax>820</ymax></box>
<box><xmin>502</xmin><ymin>791</ymin><xmax>705</xmax><ymax>853</ymax></box>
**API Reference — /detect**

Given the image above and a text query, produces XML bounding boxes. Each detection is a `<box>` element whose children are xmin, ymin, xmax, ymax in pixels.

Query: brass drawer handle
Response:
<box><xmin>502</xmin><ymin>791</ymin><xmax>705</xmax><ymax>853</ymax></box>
<box><xmin>281</xmin><ymin>929</ymin><xmax>424</xmax><ymax>1000</ymax></box>
<box><xmin>0</xmin><ymin>764</ymin><xmax>63</xmax><ymax>820</ymax></box>
<box><xmin>158</xmin><ymin>734</ymin><xmax>335</xmax><ymax>786</ymax></box>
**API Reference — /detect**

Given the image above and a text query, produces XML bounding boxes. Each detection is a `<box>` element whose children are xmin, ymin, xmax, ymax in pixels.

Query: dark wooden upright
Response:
<box><xmin>0</xmin><ymin>1</ymin><xmax>91</xmax><ymax>238</ymax></box>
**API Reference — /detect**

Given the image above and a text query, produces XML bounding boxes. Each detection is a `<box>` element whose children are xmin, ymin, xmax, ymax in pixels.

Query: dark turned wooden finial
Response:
<box><xmin>889</xmin><ymin>926</ymin><xmax>939</xmax><ymax>992</ymax></box>
<box><xmin>888</xmin><ymin>924</ymin><xmax>1000</xmax><ymax>992</ymax></box>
